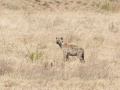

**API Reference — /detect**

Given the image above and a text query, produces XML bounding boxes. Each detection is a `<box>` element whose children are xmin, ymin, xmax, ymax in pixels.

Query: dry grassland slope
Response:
<box><xmin>0</xmin><ymin>0</ymin><xmax>120</xmax><ymax>90</ymax></box>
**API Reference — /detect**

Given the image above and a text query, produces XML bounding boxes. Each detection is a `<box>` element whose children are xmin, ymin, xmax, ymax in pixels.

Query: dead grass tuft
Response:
<box><xmin>0</xmin><ymin>0</ymin><xmax>120</xmax><ymax>89</ymax></box>
<box><xmin>0</xmin><ymin>60</ymin><xmax>14</xmax><ymax>75</ymax></box>
<box><xmin>76</xmin><ymin>61</ymin><xmax>111</xmax><ymax>80</ymax></box>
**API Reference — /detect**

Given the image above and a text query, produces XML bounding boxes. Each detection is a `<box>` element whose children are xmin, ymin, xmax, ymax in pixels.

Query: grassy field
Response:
<box><xmin>0</xmin><ymin>0</ymin><xmax>120</xmax><ymax>90</ymax></box>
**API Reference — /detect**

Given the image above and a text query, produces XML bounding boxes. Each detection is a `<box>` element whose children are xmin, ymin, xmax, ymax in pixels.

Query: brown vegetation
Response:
<box><xmin>0</xmin><ymin>0</ymin><xmax>120</xmax><ymax>90</ymax></box>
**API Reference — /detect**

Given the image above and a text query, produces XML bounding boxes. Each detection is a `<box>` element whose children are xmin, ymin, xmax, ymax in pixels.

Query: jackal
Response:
<box><xmin>56</xmin><ymin>37</ymin><xmax>85</xmax><ymax>63</ymax></box>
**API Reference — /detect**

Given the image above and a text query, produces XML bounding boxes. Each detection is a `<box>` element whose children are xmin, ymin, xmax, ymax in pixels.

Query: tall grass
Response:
<box><xmin>0</xmin><ymin>0</ymin><xmax>120</xmax><ymax>89</ymax></box>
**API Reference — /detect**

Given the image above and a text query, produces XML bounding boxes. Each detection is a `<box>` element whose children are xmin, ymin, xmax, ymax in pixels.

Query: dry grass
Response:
<box><xmin>0</xmin><ymin>0</ymin><xmax>120</xmax><ymax>90</ymax></box>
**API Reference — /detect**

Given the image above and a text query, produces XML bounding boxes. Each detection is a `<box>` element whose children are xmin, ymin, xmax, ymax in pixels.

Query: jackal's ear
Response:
<box><xmin>61</xmin><ymin>37</ymin><xmax>63</xmax><ymax>40</ymax></box>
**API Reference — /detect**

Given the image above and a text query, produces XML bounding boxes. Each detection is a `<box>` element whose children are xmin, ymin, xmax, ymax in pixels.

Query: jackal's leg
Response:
<box><xmin>78</xmin><ymin>53</ymin><xmax>85</xmax><ymax>63</ymax></box>
<box><xmin>66</xmin><ymin>54</ymin><xmax>69</xmax><ymax>61</ymax></box>
<box><xmin>63</xmin><ymin>54</ymin><xmax>69</xmax><ymax>61</ymax></box>
<box><xmin>63</xmin><ymin>50</ymin><xmax>69</xmax><ymax>61</ymax></box>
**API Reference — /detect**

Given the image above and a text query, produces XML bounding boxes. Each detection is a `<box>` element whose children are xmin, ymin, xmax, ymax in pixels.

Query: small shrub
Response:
<box><xmin>101</xmin><ymin>3</ymin><xmax>110</xmax><ymax>11</ymax></box>
<box><xmin>91</xmin><ymin>2</ymin><xmax>101</xmax><ymax>8</ymax></box>
<box><xmin>96</xmin><ymin>2</ymin><xmax>101</xmax><ymax>8</ymax></box>
<box><xmin>92</xmin><ymin>36</ymin><xmax>104</xmax><ymax>48</ymax></box>
<box><xmin>93</xmin><ymin>36</ymin><xmax>104</xmax><ymax>43</ymax></box>
<box><xmin>26</xmin><ymin>51</ymin><xmax>44</xmax><ymax>62</ymax></box>
<box><xmin>91</xmin><ymin>1</ymin><xmax>96</xmax><ymax>7</ymax></box>
<box><xmin>109</xmin><ymin>22</ymin><xmax>114</xmax><ymax>31</ymax></box>
<box><xmin>91</xmin><ymin>2</ymin><xmax>112</xmax><ymax>12</ymax></box>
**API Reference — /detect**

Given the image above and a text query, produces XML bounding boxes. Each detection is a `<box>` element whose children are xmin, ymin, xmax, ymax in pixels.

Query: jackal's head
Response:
<box><xmin>56</xmin><ymin>37</ymin><xmax>63</xmax><ymax>45</ymax></box>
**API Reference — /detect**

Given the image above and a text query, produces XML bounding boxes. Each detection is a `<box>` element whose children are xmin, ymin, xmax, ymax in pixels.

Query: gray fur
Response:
<box><xmin>56</xmin><ymin>37</ymin><xmax>85</xmax><ymax>63</ymax></box>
